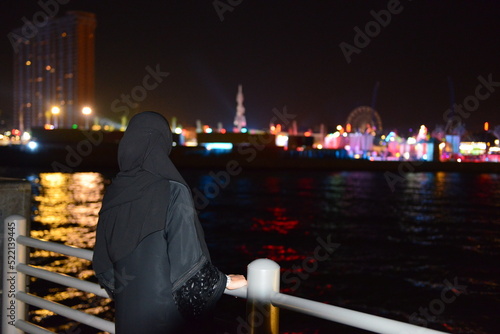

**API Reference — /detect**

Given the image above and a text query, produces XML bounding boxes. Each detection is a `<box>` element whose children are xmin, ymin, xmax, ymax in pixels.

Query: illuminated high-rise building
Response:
<box><xmin>11</xmin><ymin>11</ymin><xmax>96</xmax><ymax>131</ymax></box>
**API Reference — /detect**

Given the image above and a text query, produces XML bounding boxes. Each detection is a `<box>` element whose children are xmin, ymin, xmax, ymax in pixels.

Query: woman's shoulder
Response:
<box><xmin>168</xmin><ymin>179</ymin><xmax>192</xmax><ymax>202</ymax></box>
<box><xmin>168</xmin><ymin>179</ymin><xmax>189</xmax><ymax>192</ymax></box>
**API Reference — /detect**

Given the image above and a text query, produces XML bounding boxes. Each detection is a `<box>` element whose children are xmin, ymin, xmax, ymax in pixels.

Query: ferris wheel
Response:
<box><xmin>346</xmin><ymin>106</ymin><xmax>383</xmax><ymax>133</ymax></box>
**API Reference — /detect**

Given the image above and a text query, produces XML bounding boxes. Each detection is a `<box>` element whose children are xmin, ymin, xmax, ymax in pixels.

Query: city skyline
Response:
<box><xmin>1</xmin><ymin>1</ymin><xmax>499</xmax><ymax>133</ymax></box>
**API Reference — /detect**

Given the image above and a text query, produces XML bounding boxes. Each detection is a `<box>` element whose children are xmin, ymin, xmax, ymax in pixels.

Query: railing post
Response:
<box><xmin>2</xmin><ymin>215</ymin><xmax>27</xmax><ymax>334</ymax></box>
<box><xmin>246</xmin><ymin>258</ymin><xmax>280</xmax><ymax>334</ymax></box>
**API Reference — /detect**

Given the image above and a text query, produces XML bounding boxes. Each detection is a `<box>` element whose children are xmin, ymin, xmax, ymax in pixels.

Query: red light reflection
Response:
<box><xmin>251</xmin><ymin>207</ymin><xmax>299</xmax><ymax>234</ymax></box>
<box><xmin>257</xmin><ymin>245</ymin><xmax>305</xmax><ymax>263</ymax></box>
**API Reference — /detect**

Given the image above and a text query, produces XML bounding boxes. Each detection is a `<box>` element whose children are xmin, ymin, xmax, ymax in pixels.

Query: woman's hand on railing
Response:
<box><xmin>226</xmin><ymin>274</ymin><xmax>247</xmax><ymax>290</ymax></box>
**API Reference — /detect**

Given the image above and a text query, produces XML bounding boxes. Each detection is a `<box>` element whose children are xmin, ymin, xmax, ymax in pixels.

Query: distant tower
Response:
<box><xmin>233</xmin><ymin>84</ymin><xmax>247</xmax><ymax>132</ymax></box>
<box><xmin>290</xmin><ymin>120</ymin><xmax>298</xmax><ymax>135</ymax></box>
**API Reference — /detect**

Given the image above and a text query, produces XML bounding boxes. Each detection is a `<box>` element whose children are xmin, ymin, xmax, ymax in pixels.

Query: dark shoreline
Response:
<box><xmin>1</xmin><ymin>145</ymin><xmax>499</xmax><ymax>175</ymax></box>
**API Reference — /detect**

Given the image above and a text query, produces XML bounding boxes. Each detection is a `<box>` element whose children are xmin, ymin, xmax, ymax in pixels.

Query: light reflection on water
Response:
<box><xmin>29</xmin><ymin>172</ymin><xmax>112</xmax><ymax>333</ymax></box>
<box><xmin>192</xmin><ymin>170</ymin><xmax>499</xmax><ymax>334</ymax></box>
<box><xmin>27</xmin><ymin>170</ymin><xmax>500</xmax><ymax>334</ymax></box>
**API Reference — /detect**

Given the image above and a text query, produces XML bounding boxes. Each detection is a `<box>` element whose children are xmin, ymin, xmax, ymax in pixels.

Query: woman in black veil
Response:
<box><xmin>93</xmin><ymin>111</ymin><xmax>246</xmax><ymax>333</ymax></box>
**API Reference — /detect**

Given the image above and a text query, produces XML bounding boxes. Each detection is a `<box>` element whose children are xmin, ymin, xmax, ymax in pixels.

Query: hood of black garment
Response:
<box><xmin>94</xmin><ymin>111</ymin><xmax>187</xmax><ymax>266</ymax></box>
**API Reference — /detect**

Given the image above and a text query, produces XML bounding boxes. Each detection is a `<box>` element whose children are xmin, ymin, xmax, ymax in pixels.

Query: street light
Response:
<box><xmin>51</xmin><ymin>106</ymin><xmax>60</xmax><ymax>128</ymax></box>
<box><xmin>82</xmin><ymin>106</ymin><xmax>92</xmax><ymax>130</ymax></box>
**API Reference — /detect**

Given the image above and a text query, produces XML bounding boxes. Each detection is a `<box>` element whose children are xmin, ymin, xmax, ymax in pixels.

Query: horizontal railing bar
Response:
<box><xmin>17</xmin><ymin>236</ymin><xmax>93</xmax><ymax>261</ymax></box>
<box><xmin>16</xmin><ymin>292</ymin><xmax>115</xmax><ymax>334</ymax></box>
<box><xmin>271</xmin><ymin>293</ymin><xmax>447</xmax><ymax>334</ymax></box>
<box><xmin>16</xmin><ymin>264</ymin><xmax>109</xmax><ymax>298</ymax></box>
<box><xmin>224</xmin><ymin>286</ymin><xmax>247</xmax><ymax>299</ymax></box>
<box><xmin>15</xmin><ymin>319</ymin><xmax>55</xmax><ymax>334</ymax></box>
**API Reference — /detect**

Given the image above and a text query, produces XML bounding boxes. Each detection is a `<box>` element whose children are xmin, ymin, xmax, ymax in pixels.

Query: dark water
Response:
<box><xmin>11</xmin><ymin>169</ymin><xmax>500</xmax><ymax>333</ymax></box>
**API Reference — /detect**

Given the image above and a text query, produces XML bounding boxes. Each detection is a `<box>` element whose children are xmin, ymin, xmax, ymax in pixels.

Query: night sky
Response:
<box><xmin>1</xmin><ymin>0</ymin><xmax>499</xmax><ymax>134</ymax></box>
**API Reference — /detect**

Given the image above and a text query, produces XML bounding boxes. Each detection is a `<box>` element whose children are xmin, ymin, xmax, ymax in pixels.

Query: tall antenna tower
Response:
<box><xmin>233</xmin><ymin>84</ymin><xmax>247</xmax><ymax>132</ymax></box>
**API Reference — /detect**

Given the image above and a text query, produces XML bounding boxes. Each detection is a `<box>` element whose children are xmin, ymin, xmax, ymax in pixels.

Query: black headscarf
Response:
<box><xmin>94</xmin><ymin>111</ymin><xmax>187</xmax><ymax>269</ymax></box>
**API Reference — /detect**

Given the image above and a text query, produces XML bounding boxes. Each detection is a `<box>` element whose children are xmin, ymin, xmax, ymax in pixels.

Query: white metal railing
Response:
<box><xmin>243</xmin><ymin>259</ymin><xmax>448</xmax><ymax>334</ymax></box>
<box><xmin>271</xmin><ymin>293</ymin><xmax>444</xmax><ymax>334</ymax></box>
<box><xmin>2</xmin><ymin>215</ymin><xmax>114</xmax><ymax>334</ymax></box>
<box><xmin>2</xmin><ymin>215</ymin><xmax>449</xmax><ymax>334</ymax></box>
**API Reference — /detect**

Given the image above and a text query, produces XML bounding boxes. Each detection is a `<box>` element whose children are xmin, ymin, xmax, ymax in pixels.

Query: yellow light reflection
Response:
<box><xmin>30</xmin><ymin>172</ymin><xmax>111</xmax><ymax>331</ymax></box>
